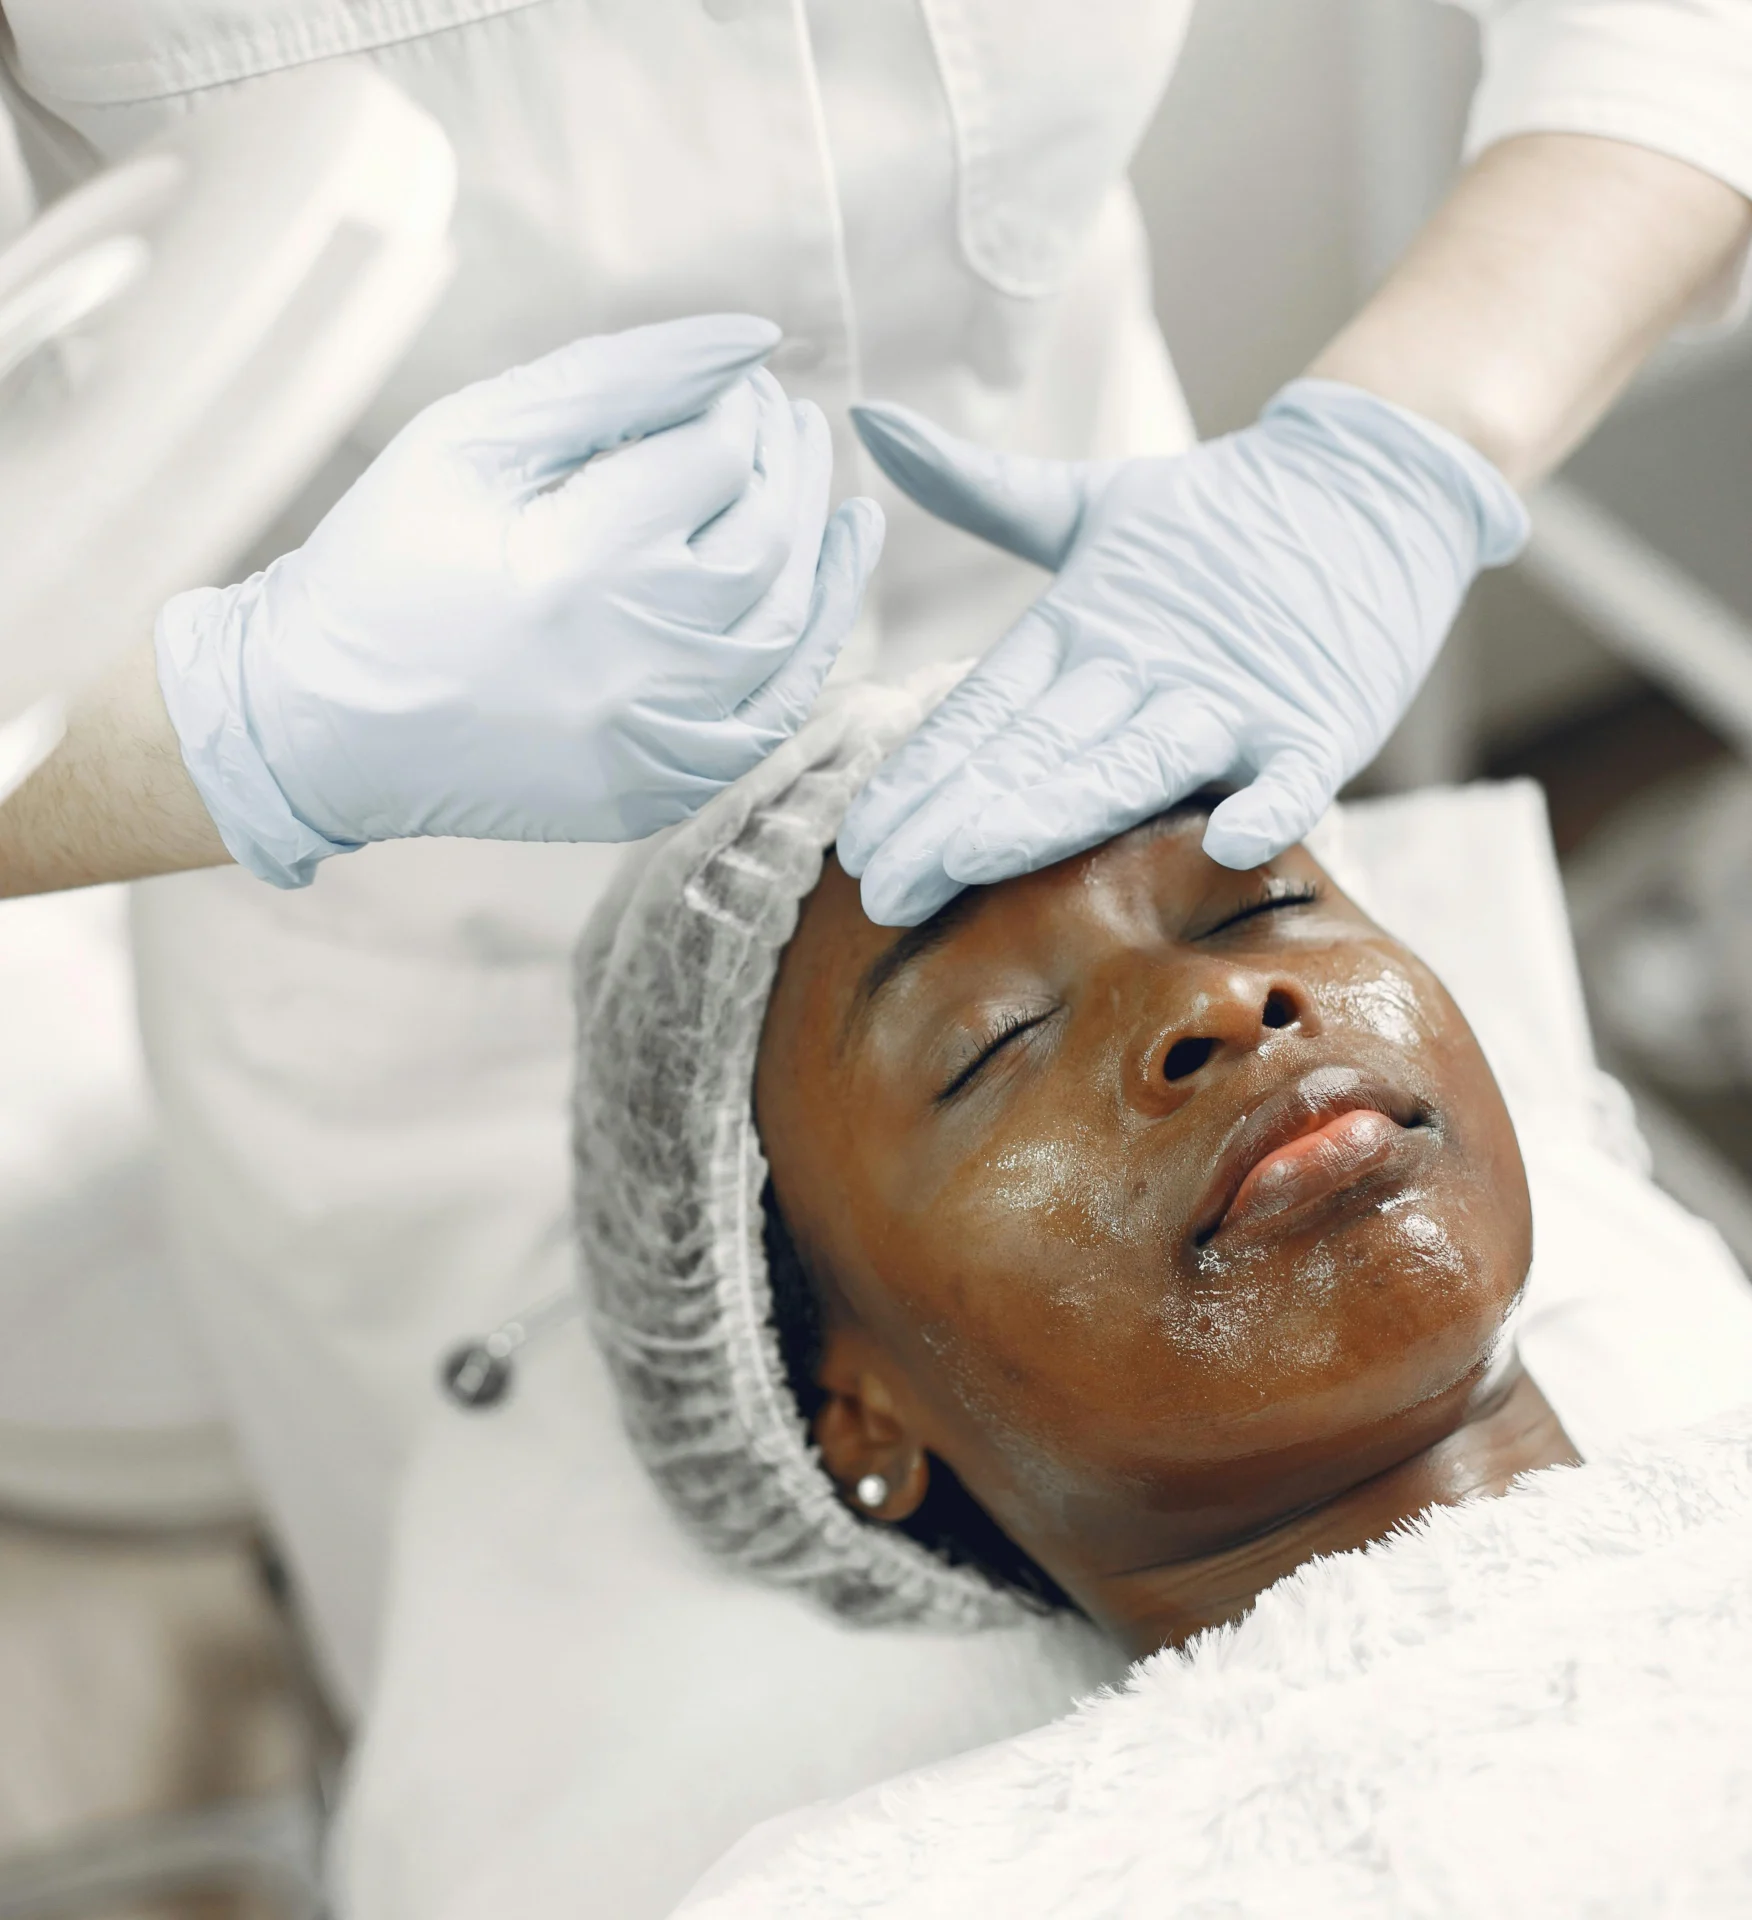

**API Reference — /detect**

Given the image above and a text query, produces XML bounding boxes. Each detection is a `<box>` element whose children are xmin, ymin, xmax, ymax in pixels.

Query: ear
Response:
<box><xmin>811</xmin><ymin>1323</ymin><xmax>931</xmax><ymax>1523</ymax></box>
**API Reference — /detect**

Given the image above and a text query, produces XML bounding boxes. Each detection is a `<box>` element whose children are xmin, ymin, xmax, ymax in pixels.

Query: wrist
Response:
<box><xmin>1305</xmin><ymin>305</ymin><xmax>1551</xmax><ymax>488</ymax></box>
<box><xmin>155</xmin><ymin>576</ymin><xmax>355</xmax><ymax>889</ymax></box>
<box><xmin>0</xmin><ymin>643</ymin><xmax>233</xmax><ymax>897</ymax></box>
<box><xmin>1261</xmin><ymin>378</ymin><xmax>1529</xmax><ymax>573</ymax></box>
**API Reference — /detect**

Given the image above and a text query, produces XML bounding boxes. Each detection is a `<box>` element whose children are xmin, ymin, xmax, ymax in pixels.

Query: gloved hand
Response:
<box><xmin>838</xmin><ymin>379</ymin><xmax>1527</xmax><ymax>926</ymax></box>
<box><xmin>157</xmin><ymin>313</ymin><xmax>883</xmax><ymax>887</ymax></box>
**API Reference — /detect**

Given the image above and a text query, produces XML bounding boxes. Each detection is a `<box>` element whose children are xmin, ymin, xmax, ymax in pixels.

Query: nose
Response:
<box><xmin>1132</xmin><ymin>968</ymin><xmax>1320</xmax><ymax>1115</ymax></box>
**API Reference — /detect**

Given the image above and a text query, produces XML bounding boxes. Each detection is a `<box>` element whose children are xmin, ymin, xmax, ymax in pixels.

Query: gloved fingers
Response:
<box><xmin>837</xmin><ymin>606</ymin><xmax>1063</xmax><ymax>876</ymax></box>
<box><xmin>853</xmin><ymin>652</ymin><xmax>1146</xmax><ymax>919</ymax></box>
<box><xmin>734</xmin><ymin>497</ymin><xmax>885</xmax><ymax>744</ymax></box>
<box><xmin>688</xmin><ymin>381</ymin><xmax>824</xmax><ymax>644</ymax></box>
<box><xmin>688</xmin><ymin>372</ymin><xmax>802</xmax><ymax>559</ymax></box>
<box><xmin>442</xmin><ymin>313</ymin><xmax>779</xmax><ymax>489</ymax></box>
<box><xmin>851</xmin><ymin>402</ymin><xmax>1090</xmax><ymax>572</ymax></box>
<box><xmin>609</xmin><ymin>501</ymin><xmax>882</xmax><ymax>808</ymax></box>
<box><xmin>1202</xmin><ymin>744</ymin><xmax>1341</xmax><ymax>871</ymax></box>
<box><xmin>535</xmin><ymin>377</ymin><xmax>764</xmax><ymax>579</ymax></box>
<box><xmin>852</xmin><ymin>646</ymin><xmax>1118</xmax><ymax>926</ymax></box>
<box><xmin>935</xmin><ymin>653</ymin><xmax>1146</xmax><ymax>797</ymax></box>
<box><xmin>942</xmin><ymin>698</ymin><xmax>1237</xmax><ymax>886</ymax></box>
<box><xmin>856</xmin><ymin>841</ymin><xmax>966</xmax><ymax>930</ymax></box>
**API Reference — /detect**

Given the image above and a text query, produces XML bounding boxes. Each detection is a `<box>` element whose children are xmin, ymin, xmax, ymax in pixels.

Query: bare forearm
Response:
<box><xmin>1311</xmin><ymin>133</ymin><xmax>1752</xmax><ymax>488</ymax></box>
<box><xmin>0</xmin><ymin>642</ymin><xmax>232</xmax><ymax>897</ymax></box>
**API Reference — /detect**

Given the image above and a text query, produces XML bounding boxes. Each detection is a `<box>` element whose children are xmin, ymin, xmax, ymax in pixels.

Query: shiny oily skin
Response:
<box><xmin>755</xmin><ymin>815</ymin><xmax>1534</xmax><ymax>1622</ymax></box>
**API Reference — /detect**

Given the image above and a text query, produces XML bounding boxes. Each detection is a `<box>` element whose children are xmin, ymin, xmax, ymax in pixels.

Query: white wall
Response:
<box><xmin>1131</xmin><ymin>0</ymin><xmax>1363</xmax><ymax>436</ymax></box>
<box><xmin>1130</xmin><ymin>0</ymin><xmax>1475</xmax><ymax>435</ymax></box>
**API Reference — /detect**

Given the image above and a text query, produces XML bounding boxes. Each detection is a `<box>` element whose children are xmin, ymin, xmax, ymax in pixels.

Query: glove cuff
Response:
<box><xmin>1263</xmin><ymin>378</ymin><xmax>1531</xmax><ymax>569</ymax></box>
<box><xmin>155</xmin><ymin>577</ymin><xmax>355</xmax><ymax>890</ymax></box>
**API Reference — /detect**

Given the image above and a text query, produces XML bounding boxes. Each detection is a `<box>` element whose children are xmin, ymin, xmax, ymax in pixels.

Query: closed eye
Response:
<box><xmin>936</xmin><ymin>1006</ymin><xmax>1057</xmax><ymax>1104</ymax></box>
<box><xmin>1195</xmin><ymin>881</ymin><xmax>1320</xmax><ymax>941</ymax></box>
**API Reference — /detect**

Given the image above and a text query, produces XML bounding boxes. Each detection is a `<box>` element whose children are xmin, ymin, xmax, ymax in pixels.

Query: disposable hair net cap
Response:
<box><xmin>574</xmin><ymin>667</ymin><xmax>1027</xmax><ymax>1630</ymax></box>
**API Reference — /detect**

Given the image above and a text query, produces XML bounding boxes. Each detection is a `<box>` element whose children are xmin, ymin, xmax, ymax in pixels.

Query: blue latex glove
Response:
<box><xmin>839</xmin><ymin>379</ymin><xmax>1527</xmax><ymax>925</ymax></box>
<box><xmin>157</xmin><ymin>314</ymin><xmax>882</xmax><ymax>887</ymax></box>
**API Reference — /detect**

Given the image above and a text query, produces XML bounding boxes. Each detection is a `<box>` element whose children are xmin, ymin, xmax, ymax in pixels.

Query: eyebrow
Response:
<box><xmin>842</xmin><ymin>883</ymin><xmax>995</xmax><ymax>1051</ymax></box>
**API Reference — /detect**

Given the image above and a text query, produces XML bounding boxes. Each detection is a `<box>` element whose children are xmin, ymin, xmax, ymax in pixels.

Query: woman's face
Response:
<box><xmin>754</xmin><ymin>812</ymin><xmax>1532</xmax><ymax>1617</ymax></box>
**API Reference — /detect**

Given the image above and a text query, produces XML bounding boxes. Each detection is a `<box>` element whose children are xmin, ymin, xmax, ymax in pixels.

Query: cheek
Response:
<box><xmin>870</xmin><ymin>1090</ymin><xmax>1142</xmax><ymax>1337</ymax></box>
<box><xmin>861</xmin><ymin>1123</ymin><xmax>1164</xmax><ymax>1457</ymax></box>
<box><xmin>975</xmin><ymin>1130</ymin><xmax>1134</xmax><ymax>1259</ymax></box>
<box><xmin>1308</xmin><ymin>943</ymin><xmax>1441</xmax><ymax>1050</ymax></box>
<box><xmin>913</xmin><ymin>1131</ymin><xmax>1144</xmax><ymax>1370</ymax></box>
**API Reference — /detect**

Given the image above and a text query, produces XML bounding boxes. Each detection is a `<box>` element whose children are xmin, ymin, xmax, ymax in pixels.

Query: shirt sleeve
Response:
<box><xmin>1451</xmin><ymin>1</ymin><xmax>1752</xmax><ymax>319</ymax></box>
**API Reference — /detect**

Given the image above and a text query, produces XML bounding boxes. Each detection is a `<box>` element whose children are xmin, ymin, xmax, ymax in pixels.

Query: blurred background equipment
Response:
<box><xmin>0</xmin><ymin>64</ymin><xmax>453</xmax><ymax>800</ymax></box>
<box><xmin>0</xmin><ymin>61</ymin><xmax>451</xmax><ymax>1920</ymax></box>
<box><xmin>0</xmin><ymin>885</ymin><xmax>343</xmax><ymax>1920</ymax></box>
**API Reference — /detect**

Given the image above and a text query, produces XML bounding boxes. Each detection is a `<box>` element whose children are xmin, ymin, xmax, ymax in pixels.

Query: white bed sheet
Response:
<box><xmin>336</xmin><ymin>781</ymin><xmax>1752</xmax><ymax>1920</ymax></box>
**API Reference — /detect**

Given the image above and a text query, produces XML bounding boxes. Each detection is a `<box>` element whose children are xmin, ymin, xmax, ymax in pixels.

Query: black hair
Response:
<box><xmin>761</xmin><ymin>1176</ymin><xmax>1078</xmax><ymax>1615</ymax></box>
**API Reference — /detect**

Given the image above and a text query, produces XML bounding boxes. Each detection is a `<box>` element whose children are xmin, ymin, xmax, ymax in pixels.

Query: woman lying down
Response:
<box><xmin>575</xmin><ymin>675</ymin><xmax>1752</xmax><ymax>1912</ymax></box>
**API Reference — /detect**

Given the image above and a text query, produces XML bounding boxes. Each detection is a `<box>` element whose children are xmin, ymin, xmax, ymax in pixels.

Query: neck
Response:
<box><xmin>1089</xmin><ymin>1363</ymin><xmax>1577</xmax><ymax>1658</ymax></box>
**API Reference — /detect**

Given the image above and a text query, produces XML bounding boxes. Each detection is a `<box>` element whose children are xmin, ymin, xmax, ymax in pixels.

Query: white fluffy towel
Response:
<box><xmin>681</xmin><ymin>1406</ymin><xmax>1752</xmax><ymax>1919</ymax></box>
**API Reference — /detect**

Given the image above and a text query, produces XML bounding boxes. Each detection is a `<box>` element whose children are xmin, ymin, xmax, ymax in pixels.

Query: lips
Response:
<box><xmin>1192</xmin><ymin>1065</ymin><xmax>1427</xmax><ymax>1244</ymax></box>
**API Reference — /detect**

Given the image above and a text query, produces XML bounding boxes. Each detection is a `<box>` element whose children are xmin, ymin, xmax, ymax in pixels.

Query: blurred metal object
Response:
<box><xmin>1368</xmin><ymin>604</ymin><xmax>1480</xmax><ymax>791</ymax></box>
<box><xmin>0</xmin><ymin>1523</ymin><xmax>343</xmax><ymax>1920</ymax></box>
<box><xmin>1566</xmin><ymin>759</ymin><xmax>1752</xmax><ymax>1278</ymax></box>
<box><xmin>443</xmin><ymin>1292</ymin><xmax>585</xmax><ymax>1409</ymax></box>
<box><xmin>1523</xmin><ymin>482</ymin><xmax>1752</xmax><ymax>762</ymax></box>
<box><xmin>0</xmin><ymin>65</ymin><xmax>455</xmax><ymax>799</ymax></box>
<box><xmin>1522</xmin><ymin>475</ymin><xmax>1752</xmax><ymax>1272</ymax></box>
<box><xmin>0</xmin><ymin>1514</ymin><xmax>342</xmax><ymax>1920</ymax></box>
<box><xmin>1565</xmin><ymin>766</ymin><xmax>1734</xmax><ymax>1091</ymax></box>
<box><xmin>0</xmin><ymin>1418</ymin><xmax>254</xmax><ymax>1531</ymax></box>
<box><xmin>0</xmin><ymin>1787</ymin><xmax>324</xmax><ymax>1920</ymax></box>
<box><xmin>1622</xmin><ymin>1079</ymin><xmax>1752</xmax><ymax>1280</ymax></box>
<box><xmin>440</xmin><ymin>1220</ymin><xmax>581</xmax><ymax>1411</ymax></box>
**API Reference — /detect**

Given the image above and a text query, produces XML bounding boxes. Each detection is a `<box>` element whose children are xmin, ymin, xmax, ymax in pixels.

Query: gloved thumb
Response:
<box><xmin>1202</xmin><ymin>747</ymin><xmax>1339</xmax><ymax>872</ymax></box>
<box><xmin>851</xmin><ymin>402</ymin><xmax>1089</xmax><ymax>571</ymax></box>
<box><xmin>444</xmin><ymin>313</ymin><xmax>781</xmax><ymax>486</ymax></box>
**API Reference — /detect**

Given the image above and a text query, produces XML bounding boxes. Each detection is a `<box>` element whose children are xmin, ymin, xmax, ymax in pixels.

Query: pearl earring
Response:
<box><xmin>855</xmin><ymin>1473</ymin><xmax>889</xmax><ymax>1510</ymax></box>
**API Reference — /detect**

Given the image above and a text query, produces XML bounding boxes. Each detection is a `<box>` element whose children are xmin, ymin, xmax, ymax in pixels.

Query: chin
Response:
<box><xmin>1326</xmin><ymin>1268</ymin><xmax>1522</xmax><ymax>1434</ymax></box>
<box><xmin>1247</xmin><ymin>1224</ymin><xmax>1525</xmax><ymax>1446</ymax></box>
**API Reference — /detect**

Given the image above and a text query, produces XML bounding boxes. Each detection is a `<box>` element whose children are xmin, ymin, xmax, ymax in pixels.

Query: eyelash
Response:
<box><xmin>937</xmin><ymin>1005</ymin><xmax>1054</xmax><ymax>1104</ymax></box>
<box><xmin>1201</xmin><ymin>880</ymin><xmax>1320</xmax><ymax>938</ymax></box>
<box><xmin>933</xmin><ymin>883</ymin><xmax>1320</xmax><ymax>1104</ymax></box>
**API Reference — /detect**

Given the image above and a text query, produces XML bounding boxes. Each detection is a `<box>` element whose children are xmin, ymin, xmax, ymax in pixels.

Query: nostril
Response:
<box><xmin>1261</xmin><ymin>989</ymin><xmax>1297</xmax><ymax>1031</ymax></box>
<box><xmin>1163</xmin><ymin>1036</ymin><xmax>1216</xmax><ymax>1082</ymax></box>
